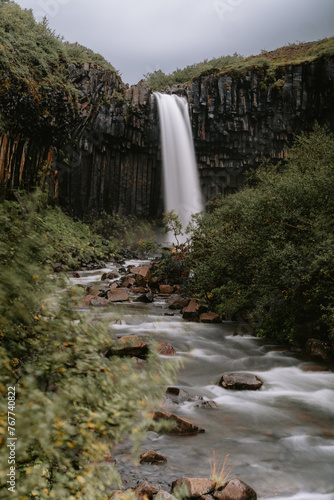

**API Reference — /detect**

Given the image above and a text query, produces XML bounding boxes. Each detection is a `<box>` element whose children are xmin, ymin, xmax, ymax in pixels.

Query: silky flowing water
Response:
<box><xmin>69</xmin><ymin>261</ymin><xmax>334</xmax><ymax>500</ymax></box>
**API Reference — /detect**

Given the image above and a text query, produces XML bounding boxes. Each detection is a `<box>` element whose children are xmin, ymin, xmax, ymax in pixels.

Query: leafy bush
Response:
<box><xmin>188</xmin><ymin>125</ymin><xmax>334</xmax><ymax>343</ymax></box>
<box><xmin>0</xmin><ymin>191</ymin><xmax>177</xmax><ymax>498</ymax></box>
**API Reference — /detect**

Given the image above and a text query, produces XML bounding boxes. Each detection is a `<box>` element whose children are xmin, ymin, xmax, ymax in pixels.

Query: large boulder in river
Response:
<box><xmin>213</xmin><ymin>479</ymin><xmax>257</xmax><ymax>500</ymax></box>
<box><xmin>200</xmin><ymin>312</ymin><xmax>221</xmax><ymax>323</ymax></box>
<box><xmin>172</xmin><ymin>478</ymin><xmax>216</xmax><ymax>498</ymax></box>
<box><xmin>106</xmin><ymin>335</ymin><xmax>149</xmax><ymax>359</ymax></box>
<box><xmin>219</xmin><ymin>373</ymin><xmax>263</xmax><ymax>391</ymax></box>
<box><xmin>140</xmin><ymin>450</ymin><xmax>167</xmax><ymax>464</ymax></box>
<box><xmin>153</xmin><ymin>410</ymin><xmax>205</xmax><ymax>434</ymax></box>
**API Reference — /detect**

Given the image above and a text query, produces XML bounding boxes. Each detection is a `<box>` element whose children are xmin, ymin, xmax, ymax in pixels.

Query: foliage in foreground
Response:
<box><xmin>187</xmin><ymin>126</ymin><xmax>334</xmax><ymax>343</ymax></box>
<box><xmin>0</xmin><ymin>192</ymin><xmax>176</xmax><ymax>498</ymax></box>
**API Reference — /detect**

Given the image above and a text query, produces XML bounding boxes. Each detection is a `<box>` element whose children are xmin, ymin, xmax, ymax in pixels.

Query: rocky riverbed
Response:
<box><xmin>68</xmin><ymin>257</ymin><xmax>334</xmax><ymax>500</ymax></box>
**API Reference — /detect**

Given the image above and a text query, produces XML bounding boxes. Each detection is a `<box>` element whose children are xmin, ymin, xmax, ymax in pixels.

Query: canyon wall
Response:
<box><xmin>1</xmin><ymin>57</ymin><xmax>334</xmax><ymax>217</ymax></box>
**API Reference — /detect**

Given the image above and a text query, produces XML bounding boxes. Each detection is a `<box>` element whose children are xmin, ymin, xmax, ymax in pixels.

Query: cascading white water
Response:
<box><xmin>155</xmin><ymin>93</ymin><xmax>203</xmax><ymax>243</ymax></box>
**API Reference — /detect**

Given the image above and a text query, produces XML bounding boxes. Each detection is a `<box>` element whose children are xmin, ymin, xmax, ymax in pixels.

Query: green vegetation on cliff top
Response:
<box><xmin>144</xmin><ymin>36</ymin><xmax>334</xmax><ymax>90</ymax></box>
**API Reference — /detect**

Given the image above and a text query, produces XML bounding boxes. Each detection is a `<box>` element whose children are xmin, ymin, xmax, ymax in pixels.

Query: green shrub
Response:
<box><xmin>188</xmin><ymin>125</ymin><xmax>334</xmax><ymax>343</ymax></box>
<box><xmin>0</xmin><ymin>191</ymin><xmax>177</xmax><ymax>498</ymax></box>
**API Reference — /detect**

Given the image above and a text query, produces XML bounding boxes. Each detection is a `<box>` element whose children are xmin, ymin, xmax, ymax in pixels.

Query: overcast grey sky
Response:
<box><xmin>14</xmin><ymin>0</ymin><xmax>334</xmax><ymax>85</ymax></box>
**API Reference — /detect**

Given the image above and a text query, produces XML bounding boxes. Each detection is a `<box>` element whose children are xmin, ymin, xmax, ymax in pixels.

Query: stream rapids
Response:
<box><xmin>69</xmin><ymin>259</ymin><xmax>334</xmax><ymax>500</ymax></box>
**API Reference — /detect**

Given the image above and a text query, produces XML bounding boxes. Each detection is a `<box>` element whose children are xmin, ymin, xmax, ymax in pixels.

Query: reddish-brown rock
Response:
<box><xmin>107</xmin><ymin>288</ymin><xmax>129</xmax><ymax>302</ymax></box>
<box><xmin>90</xmin><ymin>296</ymin><xmax>109</xmax><ymax>306</ymax></box>
<box><xmin>106</xmin><ymin>335</ymin><xmax>149</xmax><ymax>359</ymax></box>
<box><xmin>157</xmin><ymin>342</ymin><xmax>176</xmax><ymax>356</ymax></box>
<box><xmin>101</xmin><ymin>271</ymin><xmax>119</xmax><ymax>281</ymax></box>
<box><xmin>200</xmin><ymin>312</ymin><xmax>221</xmax><ymax>323</ymax></box>
<box><xmin>139</xmin><ymin>450</ymin><xmax>167</xmax><ymax>464</ymax></box>
<box><xmin>132</xmin><ymin>286</ymin><xmax>148</xmax><ymax>293</ymax></box>
<box><xmin>153</xmin><ymin>410</ymin><xmax>205</xmax><ymax>434</ymax></box>
<box><xmin>182</xmin><ymin>299</ymin><xmax>208</xmax><ymax>321</ymax></box>
<box><xmin>219</xmin><ymin>373</ymin><xmax>263</xmax><ymax>391</ymax></box>
<box><xmin>135</xmin><ymin>267</ymin><xmax>152</xmax><ymax>286</ymax></box>
<box><xmin>122</xmin><ymin>278</ymin><xmax>136</xmax><ymax>288</ymax></box>
<box><xmin>134</xmin><ymin>481</ymin><xmax>159</xmax><ymax>500</ymax></box>
<box><xmin>172</xmin><ymin>478</ymin><xmax>215</xmax><ymax>498</ymax></box>
<box><xmin>213</xmin><ymin>479</ymin><xmax>257</xmax><ymax>500</ymax></box>
<box><xmin>159</xmin><ymin>284</ymin><xmax>174</xmax><ymax>294</ymax></box>
<box><xmin>168</xmin><ymin>294</ymin><xmax>190</xmax><ymax>310</ymax></box>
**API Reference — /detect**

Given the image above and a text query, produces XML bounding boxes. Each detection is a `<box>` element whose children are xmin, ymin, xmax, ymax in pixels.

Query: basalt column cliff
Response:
<box><xmin>1</xmin><ymin>57</ymin><xmax>333</xmax><ymax>216</ymax></box>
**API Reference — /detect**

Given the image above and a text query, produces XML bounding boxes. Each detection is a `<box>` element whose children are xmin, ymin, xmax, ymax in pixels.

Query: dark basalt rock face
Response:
<box><xmin>1</xmin><ymin>58</ymin><xmax>334</xmax><ymax>216</ymax></box>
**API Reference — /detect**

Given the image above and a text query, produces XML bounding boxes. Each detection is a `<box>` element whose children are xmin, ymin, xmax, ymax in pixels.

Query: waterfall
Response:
<box><xmin>155</xmin><ymin>93</ymin><xmax>203</xmax><ymax>243</ymax></box>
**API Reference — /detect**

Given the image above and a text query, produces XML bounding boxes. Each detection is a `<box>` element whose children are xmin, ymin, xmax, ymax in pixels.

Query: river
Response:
<box><xmin>69</xmin><ymin>259</ymin><xmax>334</xmax><ymax>500</ymax></box>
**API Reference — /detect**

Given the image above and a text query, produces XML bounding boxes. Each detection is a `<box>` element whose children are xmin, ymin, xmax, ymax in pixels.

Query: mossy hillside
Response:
<box><xmin>1</xmin><ymin>191</ymin><xmax>121</xmax><ymax>270</ymax></box>
<box><xmin>0</xmin><ymin>1</ymin><xmax>117</xmax><ymax>138</ymax></box>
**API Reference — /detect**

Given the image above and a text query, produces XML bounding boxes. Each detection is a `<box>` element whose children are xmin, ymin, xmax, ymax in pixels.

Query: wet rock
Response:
<box><xmin>172</xmin><ymin>478</ymin><xmax>216</xmax><ymax>498</ymax></box>
<box><xmin>200</xmin><ymin>312</ymin><xmax>221</xmax><ymax>323</ymax></box>
<box><xmin>82</xmin><ymin>294</ymin><xmax>95</xmax><ymax>306</ymax></box>
<box><xmin>139</xmin><ymin>450</ymin><xmax>167</xmax><ymax>464</ymax></box>
<box><xmin>86</xmin><ymin>284</ymin><xmax>107</xmax><ymax>296</ymax></box>
<box><xmin>302</xmin><ymin>338</ymin><xmax>334</xmax><ymax>363</ymax></box>
<box><xmin>110</xmin><ymin>282</ymin><xmax>119</xmax><ymax>289</ymax></box>
<box><xmin>153</xmin><ymin>410</ymin><xmax>205</xmax><ymax>434</ymax></box>
<box><xmin>107</xmin><ymin>288</ymin><xmax>129</xmax><ymax>302</ymax></box>
<box><xmin>122</xmin><ymin>278</ymin><xmax>136</xmax><ymax>288</ymax></box>
<box><xmin>133</xmin><ymin>293</ymin><xmax>154</xmax><ymax>303</ymax></box>
<box><xmin>70</xmin><ymin>271</ymin><xmax>81</xmax><ymax>278</ymax></box>
<box><xmin>157</xmin><ymin>342</ymin><xmax>176</xmax><ymax>356</ymax></box>
<box><xmin>219</xmin><ymin>373</ymin><xmax>263</xmax><ymax>391</ymax></box>
<box><xmin>213</xmin><ymin>479</ymin><xmax>257</xmax><ymax>500</ymax></box>
<box><xmin>182</xmin><ymin>299</ymin><xmax>208</xmax><ymax>321</ymax></box>
<box><xmin>166</xmin><ymin>387</ymin><xmax>202</xmax><ymax>403</ymax></box>
<box><xmin>168</xmin><ymin>294</ymin><xmax>190</xmax><ymax>310</ymax></box>
<box><xmin>150</xmin><ymin>276</ymin><xmax>161</xmax><ymax>289</ymax></box>
<box><xmin>159</xmin><ymin>284</ymin><xmax>174</xmax><ymax>294</ymax></box>
<box><xmin>300</xmin><ymin>364</ymin><xmax>331</xmax><ymax>372</ymax></box>
<box><xmin>164</xmin><ymin>312</ymin><xmax>175</xmax><ymax>316</ymax></box>
<box><xmin>194</xmin><ymin>400</ymin><xmax>219</xmax><ymax>409</ymax></box>
<box><xmin>134</xmin><ymin>481</ymin><xmax>159</xmax><ymax>500</ymax></box>
<box><xmin>106</xmin><ymin>335</ymin><xmax>149</xmax><ymax>359</ymax></box>
<box><xmin>101</xmin><ymin>271</ymin><xmax>119</xmax><ymax>281</ymax></box>
<box><xmin>134</xmin><ymin>267</ymin><xmax>152</xmax><ymax>286</ymax></box>
<box><xmin>90</xmin><ymin>296</ymin><xmax>109</xmax><ymax>306</ymax></box>
<box><xmin>132</xmin><ymin>286</ymin><xmax>149</xmax><ymax>293</ymax></box>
